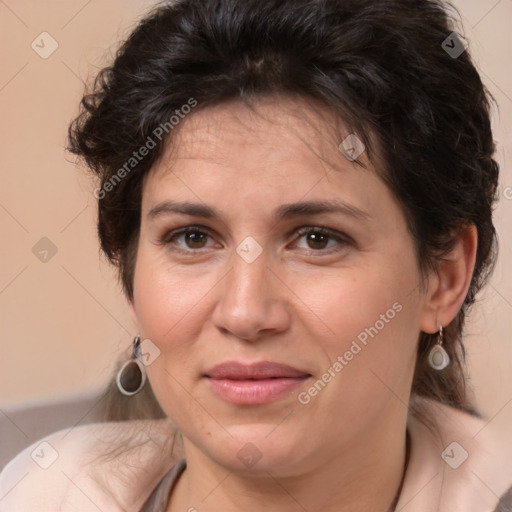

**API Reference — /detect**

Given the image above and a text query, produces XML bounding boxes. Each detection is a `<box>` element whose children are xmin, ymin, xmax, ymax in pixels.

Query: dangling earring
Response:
<box><xmin>428</xmin><ymin>326</ymin><xmax>450</xmax><ymax>370</ymax></box>
<box><xmin>116</xmin><ymin>334</ymin><xmax>147</xmax><ymax>395</ymax></box>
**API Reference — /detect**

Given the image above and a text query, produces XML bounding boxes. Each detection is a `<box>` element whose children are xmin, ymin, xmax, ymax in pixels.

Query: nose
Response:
<box><xmin>211</xmin><ymin>245</ymin><xmax>291</xmax><ymax>342</ymax></box>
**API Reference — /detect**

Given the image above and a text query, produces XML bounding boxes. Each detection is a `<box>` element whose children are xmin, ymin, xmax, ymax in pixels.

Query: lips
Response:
<box><xmin>204</xmin><ymin>361</ymin><xmax>311</xmax><ymax>380</ymax></box>
<box><xmin>203</xmin><ymin>361</ymin><xmax>311</xmax><ymax>405</ymax></box>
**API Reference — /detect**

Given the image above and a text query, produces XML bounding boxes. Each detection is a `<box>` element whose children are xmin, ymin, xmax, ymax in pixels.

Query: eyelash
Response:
<box><xmin>159</xmin><ymin>225</ymin><xmax>351</xmax><ymax>256</ymax></box>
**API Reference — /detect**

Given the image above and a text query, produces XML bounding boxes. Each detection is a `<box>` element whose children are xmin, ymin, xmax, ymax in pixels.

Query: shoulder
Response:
<box><xmin>402</xmin><ymin>396</ymin><xmax>512</xmax><ymax>512</ymax></box>
<box><xmin>0</xmin><ymin>418</ymin><xmax>183</xmax><ymax>512</ymax></box>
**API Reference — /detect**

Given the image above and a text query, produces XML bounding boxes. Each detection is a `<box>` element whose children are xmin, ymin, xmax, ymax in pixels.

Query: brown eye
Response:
<box><xmin>305</xmin><ymin>232</ymin><xmax>330</xmax><ymax>250</ymax></box>
<box><xmin>161</xmin><ymin>226</ymin><xmax>214</xmax><ymax>252</ymax></box>
<box><xmin>182</xmin><ymin>230</ymin><xmax>208</xmax><ymax>249</ymax></box>
<box><xmin>293</xmin><ymin>227</ymin><xmax>350</xmax><ymax>253</ymax></box>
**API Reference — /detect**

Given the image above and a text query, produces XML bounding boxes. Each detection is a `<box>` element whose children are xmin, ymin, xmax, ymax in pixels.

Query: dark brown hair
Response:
<box><xmin>68</xmin><ymin>0</ymin><xmax>499</xmax><ymax>422</ymax></box>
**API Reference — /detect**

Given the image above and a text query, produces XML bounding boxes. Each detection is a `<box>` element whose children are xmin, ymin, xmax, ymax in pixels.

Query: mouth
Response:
<box><xmin>204</xmin><ymin>361</ymin><xmax>312</xmax><ymax>405</ymax></box>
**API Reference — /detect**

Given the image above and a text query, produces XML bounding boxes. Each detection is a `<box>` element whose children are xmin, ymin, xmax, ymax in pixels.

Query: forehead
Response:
<box><xmin>150</xmin><ymin>96</ymin><xmax>374</xmax><ymax>180</ymax></box>
<box><xmin>140</xmin><ymin>96</ymin><xmax>390</xmax><ymax>221</ymax></box>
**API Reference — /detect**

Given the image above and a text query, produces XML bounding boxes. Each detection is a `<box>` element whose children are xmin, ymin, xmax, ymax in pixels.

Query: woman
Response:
<box><xmin>1</xmin><ymin>0</ymin><xmax>510</xmax><ymax>510</ymax></box>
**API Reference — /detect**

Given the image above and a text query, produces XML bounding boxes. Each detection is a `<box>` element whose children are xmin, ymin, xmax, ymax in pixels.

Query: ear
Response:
<box><xmin>419</xmin><ymin>224</ymin><xmax>478</xmax><ymax>334</ymax></box>
<box><xmin>126</xmin><ymin>296</ymin><xmax>139</xmax><ymax>330</ymax></box>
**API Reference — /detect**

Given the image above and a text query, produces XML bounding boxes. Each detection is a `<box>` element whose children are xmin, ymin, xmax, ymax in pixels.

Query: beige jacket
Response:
<box><xmin>0</xmin><ymin>398</ymin><xmax>511</xmax><ymax>511</ymax></box>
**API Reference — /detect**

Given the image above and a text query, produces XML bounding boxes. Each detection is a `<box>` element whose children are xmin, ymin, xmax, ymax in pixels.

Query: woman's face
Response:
<box><xmin>130</xmin><ymin>97</ymin><xmax>432</xmax><ymax>474</ymax></box>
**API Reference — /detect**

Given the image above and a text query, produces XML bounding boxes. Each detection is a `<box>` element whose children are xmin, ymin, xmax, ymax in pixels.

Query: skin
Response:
<box><xmin>128</xmin><ymin>96</ymin><xmax>477</xmax><ymax>512</ymax></box>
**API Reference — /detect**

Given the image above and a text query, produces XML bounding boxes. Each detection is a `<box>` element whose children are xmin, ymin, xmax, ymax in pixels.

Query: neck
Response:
<box><xmin>168</xmin><ymin>407</ymin><xmax>409</xmax><ymax>512</ymax></box>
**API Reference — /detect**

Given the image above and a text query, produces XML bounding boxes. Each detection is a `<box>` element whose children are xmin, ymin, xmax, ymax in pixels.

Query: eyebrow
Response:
<box><xmin>148</xmin><ymin>199</ymin><xmax>371</xmax><ymax>222</ymax></box>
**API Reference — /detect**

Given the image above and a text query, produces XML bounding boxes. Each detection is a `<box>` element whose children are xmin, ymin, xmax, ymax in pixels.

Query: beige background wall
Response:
<box><xmin>1</xmin><ymin>0</ymin><xmax>511</xmax><ymax>434</ymax></box>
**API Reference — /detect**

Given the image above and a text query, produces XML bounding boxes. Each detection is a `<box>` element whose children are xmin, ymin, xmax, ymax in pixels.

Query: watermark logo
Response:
<box><xmin>32</xmin><ymin>237</ymin><xmax>58</xmax><ymax>263</ymax></box>
<box><xmin>31</xmin><ymin>441</ymin><xmax>59</xmax><ymax>469</ymax></box>
<box><xmin>441</xmin><ymin>441</ymin><xmax>468</xmax><ymax>469</ymax></box>
<box><xmin>339</xmin><ymin>134</ymin><xmax>365</xmax><ymax>161</ymax></box>
<box><xmin>136</xmin><ymin>338</ymin><xmax>161</xmax><ymax>366</ymax></box>
<box><xmin>237</xmin><ymin>442</ymin><xmax>263</xmax><ymax>468</ymax></box>
<box><xmin>31</xmin><ymin>32</ymin><xmax>59</xmax><ymax>59</ymax></box>
<box><xmin>441</xmin><ymin>32</ymin><xmax>467</xmax><ymax>59</ymax></box>
<box><xmin>236</xmin><ymin>236</ymin><xmax>263</xmax><ymax>263</ymax></box>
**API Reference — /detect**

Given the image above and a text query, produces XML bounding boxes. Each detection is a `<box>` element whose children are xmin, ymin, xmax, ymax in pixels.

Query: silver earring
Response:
<box><xmin>116</xmin><ymin>334</ymin><xmax>147</xmax><ymax>395</ymax></box>
<box><xmin>428</xmin><ymin>326</ymin><xmax>450</xmax><ymax>370</ymax></box>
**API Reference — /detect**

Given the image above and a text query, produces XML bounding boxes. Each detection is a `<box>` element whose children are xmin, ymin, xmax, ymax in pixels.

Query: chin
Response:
<box><xmin>208</xmin><ymin>429</ymin><xmax>307</xmax><ymax>474</ymax></box>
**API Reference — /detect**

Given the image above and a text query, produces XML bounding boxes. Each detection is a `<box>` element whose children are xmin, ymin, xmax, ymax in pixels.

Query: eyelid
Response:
<box><xmin>293</xmin><ymin>226</ymin><xmax>353</xmax><ymax>244</ymax></box>
<box><xmin>159</xmin><ymin>224</ymin><xmax>352</xmax><ymax>254</ymax></box>
<box><xmin>158</xmin><ymin>225</ymin><xmax>218</xmax><ymax>247</ymax></box>
<box><xmin>290</xmin><ymin>226</ymin><xmax>352</xmax><ymax>253</ymax></box>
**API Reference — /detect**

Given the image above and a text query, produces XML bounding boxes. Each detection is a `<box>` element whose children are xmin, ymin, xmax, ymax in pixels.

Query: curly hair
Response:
<box><xmin>67</xmin><ymin>0</ymin><xmax>499</xmax><ymax>421</ymax></box>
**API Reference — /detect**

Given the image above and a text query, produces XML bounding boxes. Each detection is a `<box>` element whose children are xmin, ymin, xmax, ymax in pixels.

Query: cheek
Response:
<box><xmin>290</xmin><ymin>265</ymin><xmax>420</xmax><ymax>435</ymax></box>
<box><xmin>131</xmin><ymin>245</ymin><xmax>225</xmax><ymax>396</ymax></box>
<box><xmin>132</xmin><ymin>249</ymin><xmax>212</xmax><ymax>421</ymax></box>
<box><xmin>131</xmin><ymin>252</ymin><xmax>193</xmax><ymax>396</ymax></box>
<box><xmin>290</xmin><ymin>248</ymin><xmax>422</xmax><ymax>377</ymax></box>
<box><xmin>132</xmin><ymin>245</ymin><xmax>210</xmax><ymax>340</ymax></box>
